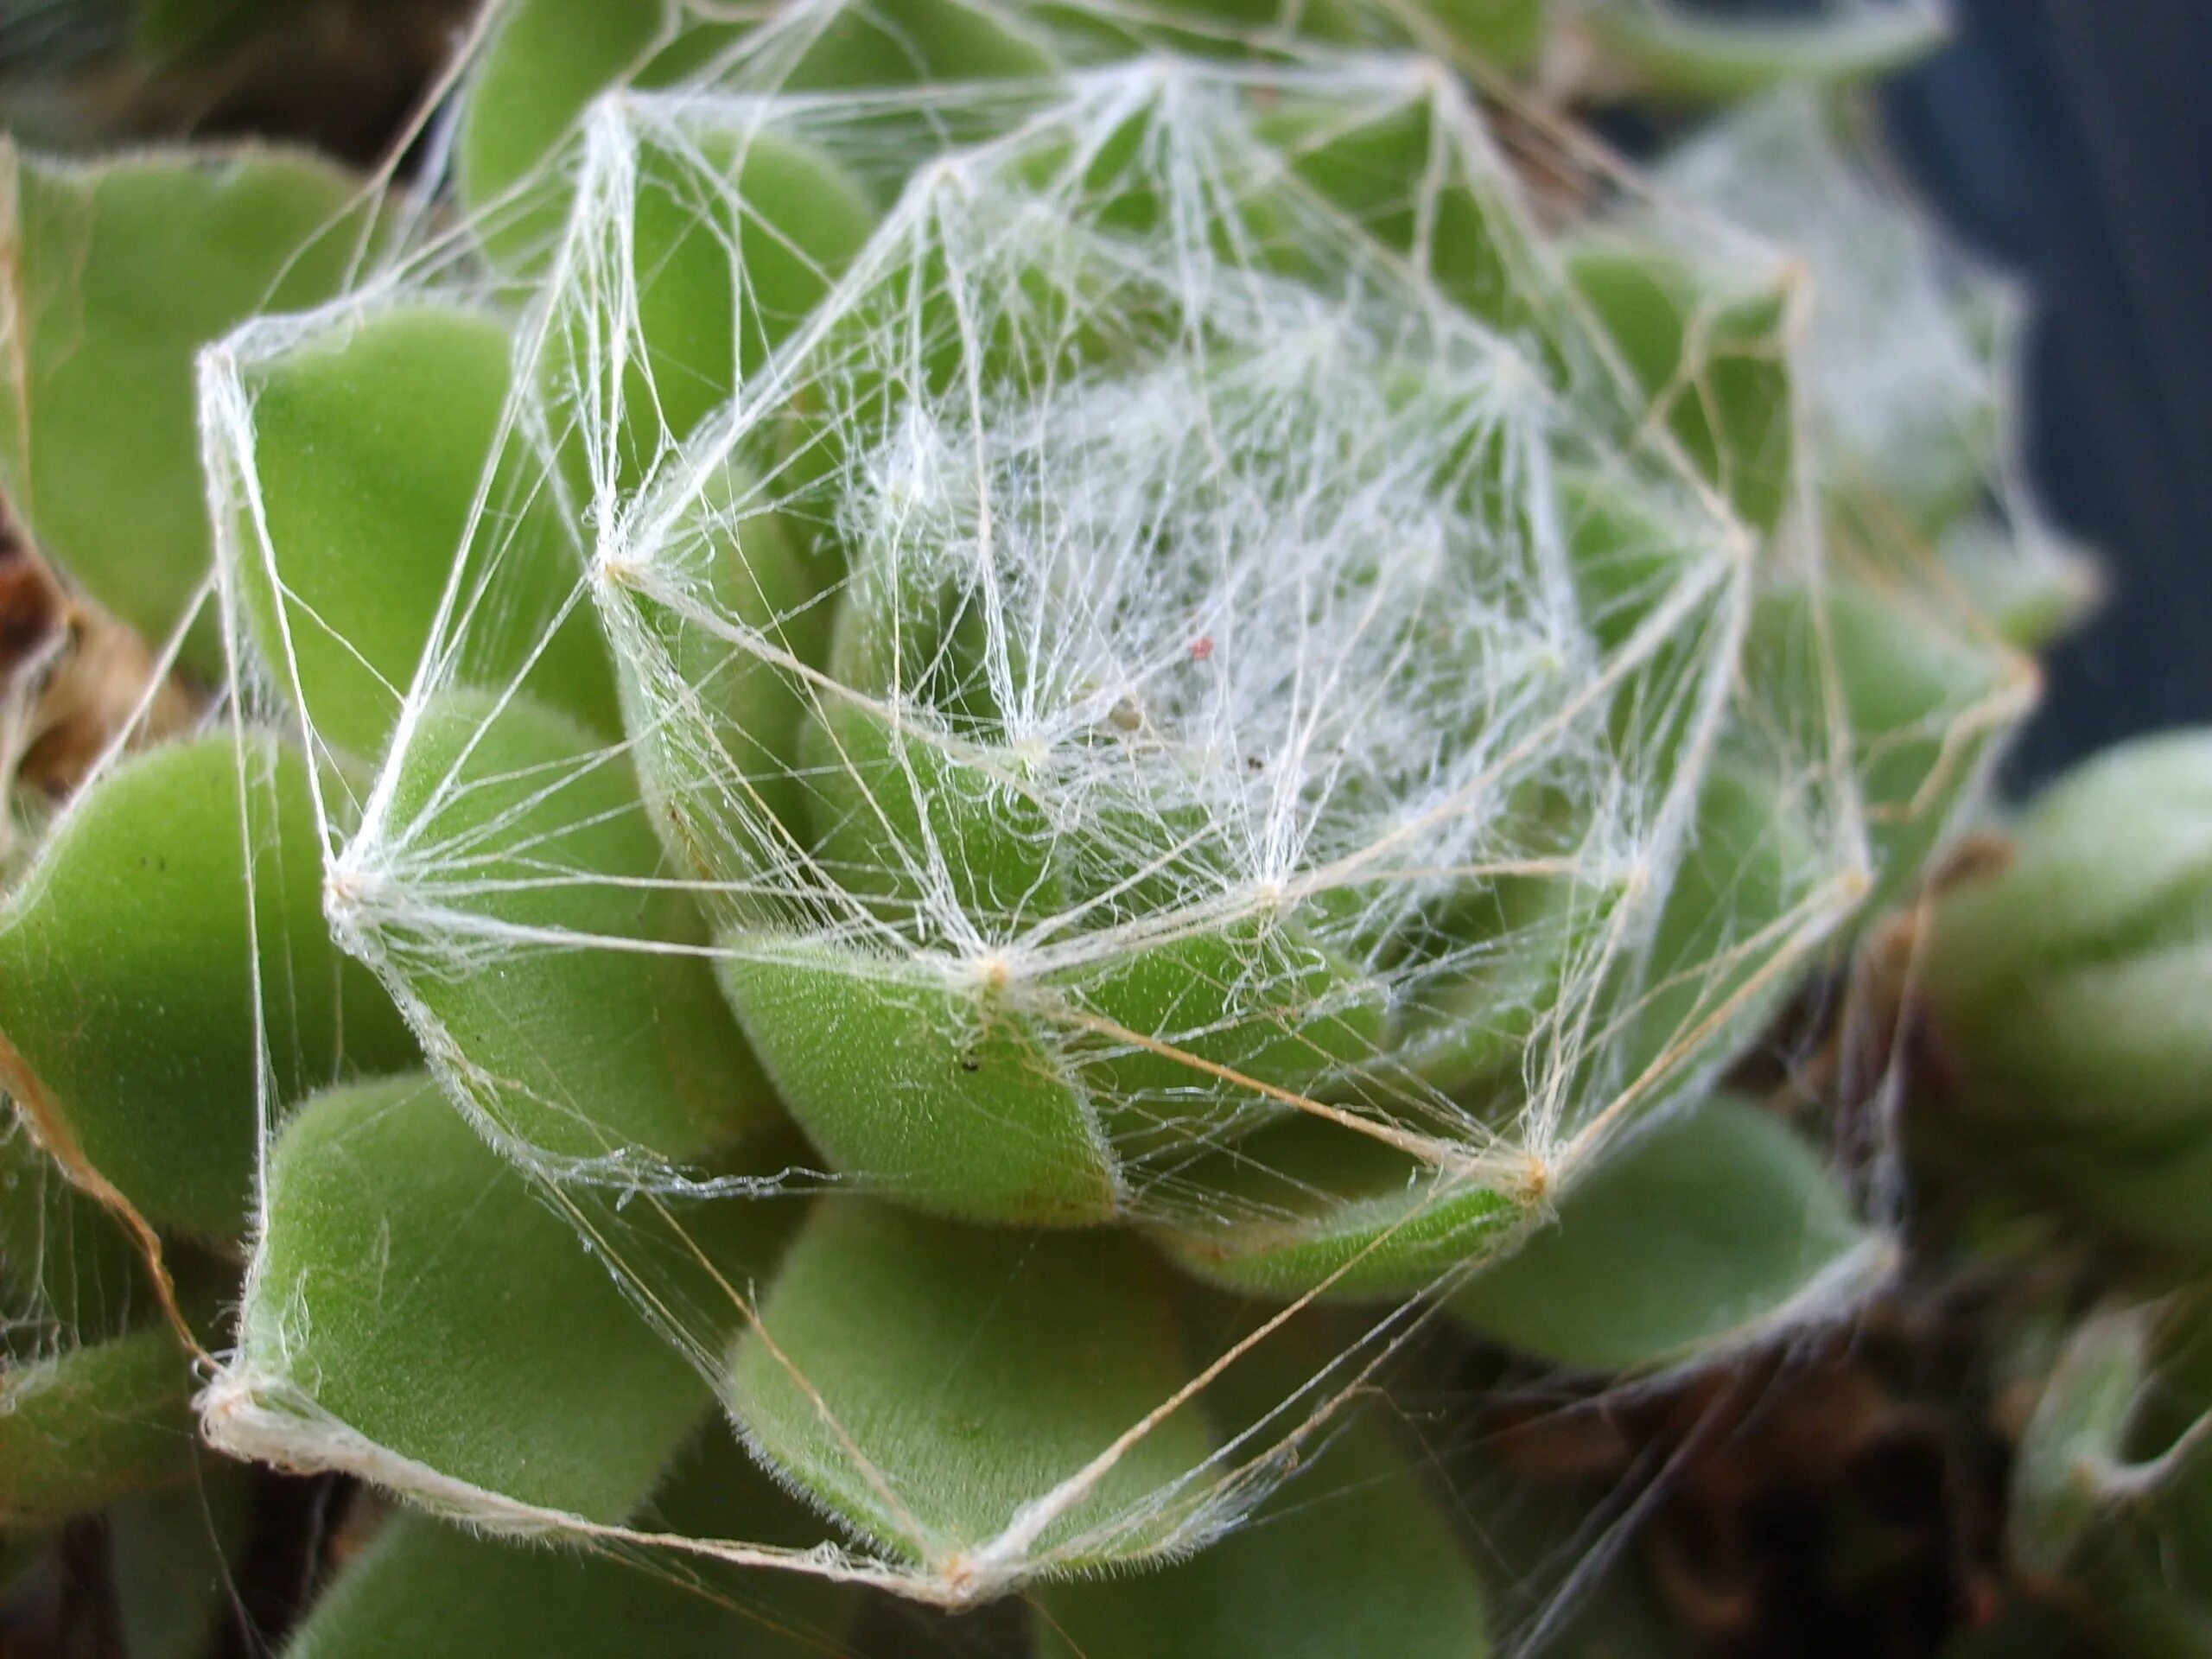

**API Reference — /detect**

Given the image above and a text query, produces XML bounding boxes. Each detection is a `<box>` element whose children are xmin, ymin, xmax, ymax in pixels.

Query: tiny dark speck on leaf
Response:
<box><xmin>958</xmin><ymin>1052</ymin><xmax>982</xmax><ymax>1073</ymax></box>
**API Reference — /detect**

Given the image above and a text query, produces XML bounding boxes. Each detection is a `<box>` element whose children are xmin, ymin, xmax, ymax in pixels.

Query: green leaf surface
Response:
<box><xmin>1422</xmin><ymin>0</ymin><xmax>1549</xmax><ymax>72</ymax></box>
<box><xmin>0</xmin><ymin>143</ymin><xmax>376</xmax><ymax>677</ymax></box>
<box><xmin>285</xmin><ymin>1429</ymin><xmax>853</xmax><ymax>1659</ymax></box>
<box><xmin>238</xmin><ymin>1073</ymin><xmax>785</xmax><ymax>1522</ymax></box>
<box><xmin>1567</xmin><ymin>237</ymin><xmax>1796</xmax><ymax>534</ymax></box>
<box><xmin>1070</xmin><ymin>920</ymin><xmax>1387</xmax><ymax>1151</ymax></box>
<box><xmin>1624</xmin><ymin>758</ymin><xmax>1825</xmax><ymax>1088</ymax></box>
<box><xmin>729</xmin><ymin>1198</ymin><xmax>1213</xmax><ymax>1573</ymax></box>
<box><xmin>563</xmin><ymin>124</ymin><xmax>880</xmax><ymax>481</ymax></box>
<box><xmin>457</xmin><ymin>0</ymin><xmax>674</xmax><ymax>251</ymax></box>
<box><xmin>239</xmin><ymin>303</ymin><xmax>620</xmax><ymax>761</ymax></box>
<box><xmin>0</xmin><ymin>735</ymin><xmax>415</xmax><ymax>1236</ymax></box>
<box><xmin>601</xmin><ymin>466</ymin><xmax>833</xmax><ymax>876</ymax></box>
<box><xmin>1268</xmin><ymin>87</ymin><xmax>1543</xmax><ymax>336</ymax></box>
<box><xmin>1923</xmin><ymin>731</ymin><xmax>2212</xmax><ymax>1136</ymax></box>
<box><xmin>1033</xmin><ymin>1403</ymin><xmax>1488</xmax><ymax>1658</ymax></box>
<box><xmin>0</xmin><ymin>1326</ymin><xmax>195</xmax><ymax>1522</ymax></box>
<box><xmin>1745</xmin><ymin>575</ymin><xmax>2017</xmax><ymax>906</ymax></box>
<box><xmin>801</xmin><ymin>703</ymin><xmax>1065</xmax><ymax>930</ymax></box>
<box><xmin>720</xmin><ymin>943</ymin><xmax>1118</xmax><ymax>1226</ymax></box>
<box><xmin>380</xmin><ymin>690</ymin><xmax>772</xmax><ymax>1164</ymax></box>
<box><xmin>1146</xmin><ymin>1116</ymin><xmax>1523</xmax><ymax>1301</ymax></box>
<box><xmin>773</xmin><ymin>0</ymin><xmax>1058</xmax><ymax>91</ymax></box>
<box><xmin>1448</xmin><ymin>1091</ymin><xmax>1880</xmax><ymax>1370</ymax></box>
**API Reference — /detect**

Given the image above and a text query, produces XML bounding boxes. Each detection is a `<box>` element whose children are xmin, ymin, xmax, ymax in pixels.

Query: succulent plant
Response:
<box><xmin>0</xmin><ymin>0</ymin><xmax>2126</xmax><ymax>1654</ymax></box>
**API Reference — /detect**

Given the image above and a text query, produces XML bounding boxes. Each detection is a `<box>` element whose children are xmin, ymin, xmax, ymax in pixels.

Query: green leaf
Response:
<box><xmin>1584</xmin><ymin>3</ymin><xmax>1947</xmax><ymax>104</ymax></box>
<box><xmin>233</xmin><ymin>1073</ymin><xmax>785</xmax><ymax>1522</ymax></box>
<box><xmin>0</xmin><ymin>735</ymin><xmax>415</xmax><ymax>1236</ymax></box>
<box><xmin>1624</xmin><ymin>757</ymin><xmax>1827</xmax><ymax>1087</ymax></box>
<box><xmin>557</xmin><ymin>123</ymin><xmax>880</xmax><ymax>483</ymax></box>
<box><xmin>1746</xmin><ymin>573</ymin><xmax>2021</xmax><ymax>905</ymax></box>
<box><xmin>0</xmin><ymin>1327</ymin><xmax>195</xmax><ymax>1522</ymax></box>
<box><xmin>1069</xmin><ymin>919</ymin><xmax>1387</xmax><ymax>1152</ymax></box>
<box><xmin>285</xmin><ymin>1430</ymin><xmax>854</xmax><ymax>1659</ymax></box>
<box><xmin>1033</xmin><ymin>1402</ymin><xmax>1489</xmax><ymax>1658</ymax></box>
<box><xmin>720</xmin><ymin>942</ymin><xmax>1119</xmax><ymax>1227</ymax></box>
<box><xmin>457</xmin><ymin>0</ymin><xmax>675</xmax><ymax>255</ymax></box>
<box><xmin>1448</xmin><ymin>1091</ymin><xmax>1883</xmax><ymax>1371</ymax></box>
<box><xmin>773</xmin><ymin>0</ymin><xmax>1058</xmax><ymax>92</ymax></box>
<box><xmin>1923</xmin><ymin>731</ymin><xmax>2212</xmax><ymax>1139</ymax></box>
<box><xmin>1936</xmin><ymin>517</ymin><xmax>2101</xmax><ymax>658</ymax></box>
<box><xmin>0</xmin><ymin>143</ymin><xmax>377</xmax><ymax>678</ymax></box>
<box><xmin>728</xmin><ymin>1199</ymin><xmax>1213</xmax><ymax>1576</ymax></box>
<box><xmin>798</xmin><ymin>702</ymin><xmax>1066</xmax><ymax>931</ymax></box>
<box><xmin>1567</xmin><ymin>236</ymin><xmax>1796</xmax><ymax>534</ymax></box>
<box><xmin>457</xmin><ymin>0</ymin><xmax>1043</xmax><ymax>269</ymax></box>
<box><xmin>1265</xmin><ymin>85</ymin><xmax>1547</xmax><ymax>337</ymax></box>
<box><xmin>378</xmin><ymin>690</ymin><xmax>772</xmax><ymax>1164</ymax></box>
<box><xmin>237</xmin><ymin>303</ymin><xmax>620</xmax><ymax>761</ymax></box>
<box><xmin>1145</xmin><ymin>1116</ymin><xmax>1524</xmax><ymax>1301</ymax></box>
<box><xmin>1421</xmin><ymin>0</ymin><xmax>1549</xmax><ymax>72</ymax></box>
<box><xmin>600</xmin><ymin>463</ymin><xmax>833</xmax><ymax>867</ymax></box>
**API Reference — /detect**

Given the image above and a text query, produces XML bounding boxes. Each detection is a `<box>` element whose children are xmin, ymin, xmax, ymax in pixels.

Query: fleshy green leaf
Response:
<box><xmin>1567</xmin><ymin>236</ymin><xmax>1796</xmax><ymax>534</ymax></box>
<box><xmin>232</xmin><ymin>1073</ymin><xmax>783</xmax><ymax>1521</ymax></box>
<box><xmin>457</xmin><ymin>0</ymin><xmax>676</xmax><ymax>252</ymax></box>
<box><xmin>1422</xmin><ymin>0</ymin><xmax>1549</xmax><ymax>72</ymax></box>
<box><xmin>378</xmin><ymin>689</ymin><xmax>772</xmax><ymax>1164</ymax></box>
<box><xmin>1923</xmin><ymin>730</ymin><xmax>2212</xmax><ymax>1140</ymax></box>
<box><xmin>238</xmin><ymin>303</ymin><xmax>620</xmax><ymax>761</ymax></box>
<box><xmin>720</xmin><ymin>943</ymin><xmax>1119</xmax><ymax>1227</ymax></box>
<box><xmin>1745</xmin><ymin>573</ymin><xmax>2021</xmax><ymax>905</ymax></box>
<box><xmin>728</xmin><ymin>1198</ymin><xmax>1213</xmax><ymax>1576</ymax></box>
<box><xmin>560</xmin><ymin>123</ymin><xmax>880</xmax><ymax>482</ymax></box>
<box><xmin>1449</xmin><ymin>1091</ymin><xmax>1883</xmax><ymax>1370</ymax></box>
<box><xmin>0</xmin><ymin>735</ymin><xmax>415</xmax><ymax>1236</ymax></box>
<box><xmin>0</xmin><ymin>143</ymin><xmax>377</xmax><ymax>677</ymax></box>
<box><xmin>1624</xmin><ymin>758</ymin><xmax>1826</xmax><ymax>1085</ymax></box>
<box><xmin>286</xmin><ymin>1430</ymin><xmax>854</xmax><ymax>1659</ymax></box>
<box><xmin>1145</xmin><ymin>1116</ymin><xmax>1524</xmax><ymax>1301</ymax></box>
<box><xmin>772</xmin><ymin>0</ymin><xmax>1058</xmax><ymax>92</ymax></box>
<box><xmin>1033</xmin><ymin>1402</ymin><xmax>1489</xmax><ymax>1658</ymax></box>
<box><xmin>0</xmin><ymin>1327</ymin><xmax>195</xmax><ymax>1522</ymax></box>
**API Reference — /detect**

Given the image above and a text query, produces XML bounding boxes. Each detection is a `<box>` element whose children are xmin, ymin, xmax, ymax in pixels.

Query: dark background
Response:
<box><xmin>1880</xmin><ymin>0</ymin><xmax>2212</xmax><ymax>781</ymax></box>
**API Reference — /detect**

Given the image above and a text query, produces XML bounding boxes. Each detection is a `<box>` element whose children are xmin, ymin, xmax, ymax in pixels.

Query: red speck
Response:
<box><xmin>1189</xmin><ymin>636</ymin><xmax>1215</xmax><ymax>662</ymax></box>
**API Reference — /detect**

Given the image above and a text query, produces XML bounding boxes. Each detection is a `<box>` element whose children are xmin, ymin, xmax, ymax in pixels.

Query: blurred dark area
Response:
<box><xmin>0</xmin><ymin>0</ymin><xmax>467</xmax><ymax>162</ymax></box>
<box><xmin>1881</xmin><ymin>0</ymin><xmax>2212</xmax><ymax>783</ymax></box>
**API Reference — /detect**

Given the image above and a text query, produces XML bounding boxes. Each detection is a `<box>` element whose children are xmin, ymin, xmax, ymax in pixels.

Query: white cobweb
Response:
<box><xmin>166</xmin><ymin>0</ymin><xmax>1965</xmax><ymax>1626</ymax></box>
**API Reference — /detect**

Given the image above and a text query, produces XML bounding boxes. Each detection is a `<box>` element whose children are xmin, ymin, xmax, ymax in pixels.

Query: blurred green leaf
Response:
<box><xmin>0</xmin><ymin>143</ymin><xmax>378</xmax><ymax>677</ymax></box>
